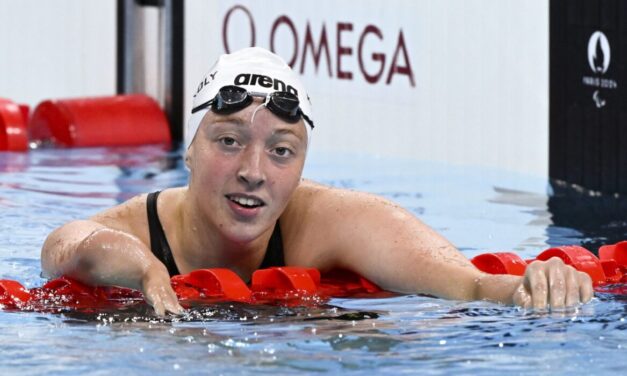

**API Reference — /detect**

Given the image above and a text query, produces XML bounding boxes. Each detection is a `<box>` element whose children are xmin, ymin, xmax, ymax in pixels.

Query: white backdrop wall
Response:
<box><xmin>0</xmin><ymin>0</ymin><xmax>548</xmax><ymax>177</ymax></box>
<box><xmin>0</xmin><ymin>0</ymin><xmax>116</xmax><ymax>104</ymax></box>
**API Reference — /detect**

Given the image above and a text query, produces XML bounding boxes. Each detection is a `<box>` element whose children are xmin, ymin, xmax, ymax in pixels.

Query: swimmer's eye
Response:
<box><xmin>272</xmin><ymin>147</ymin><xmax>293</xmax><ymax>157</ymax></box>
<box><xmin>219</xmin><ymin>136</ymin><xmax>239</xmax><ymax>147</ymax></box>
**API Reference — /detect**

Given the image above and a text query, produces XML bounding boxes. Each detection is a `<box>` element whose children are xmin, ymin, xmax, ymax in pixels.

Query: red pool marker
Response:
<box><xmin>471</xmin><ymin>252</ymin><xmax>527</xmax><ymax>276</ymax></box>
<box><xmin>599</xmin><ymin>241</ymin><xmax>627</xmax><ymax>267</ymax></box>
<box><xmin>599</xmin><ymin>241</ymin><xmax>627</xmax><ymax>283</ymax></box>
<box><xmin>252</xmin><ymin>267</ymin><xmax>320</xmax><ymax>294</ymax></box>
<box><xmin>318</xmin><ymin>269</ymin><xmax>383</xmax><ymax>296</ymax></box>
<box><xmin>4</xmin><ymin>241</ymin><xmax>627</xmax><ymax>314</ymax></box>
<box><xmin>536</xmin><ymin>246</ymin><xmax>606</xmax><ymax>286</ymax></box>
<box><xmin>29</xmin><ymin>94</ymin><xmax>171</xmax><ymax>147</ymax></box>
<box><xmin>0</xmin><ymin>279</ymin><xmax>31</xmax><ymax>308</ymax></box>
<box><xmin>171</xmin><ymin>268</ymin><xmax>252</xmax><ymax>302</ymax></box>
<box><xmin>0</xmin><ymin>266</ymin><xmax>387</xmax><ymax>313</ymax></box>
<box><xmin>600</xmin><ymin>259</ymin><xmax>624</xmax><ymax>284</ymax></box>
<box><xmin>0</xmin><ymin>98</ymin><xmax>29</xmax><ymax>151</ymax></box>
<box><xmin>472</xmin><ymin>242</ymin><xmax>627</xmax><ymax>287</ymax></box>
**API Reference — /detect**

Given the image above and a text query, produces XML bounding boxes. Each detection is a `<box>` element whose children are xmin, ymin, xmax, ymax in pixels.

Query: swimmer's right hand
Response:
<box><xmin>140</xmin><ymin>265</ymin><xmax>184</xmax><ymax>317</ymax></box>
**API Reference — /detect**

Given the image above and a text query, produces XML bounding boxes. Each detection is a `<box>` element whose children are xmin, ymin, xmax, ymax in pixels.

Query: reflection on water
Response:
<box><xmin>548</xmin><ymin>182</ymin><xmax>627</xmax><ymax>252</ymax></box>
<box><xmin>1</xmin><ymin>148</ymin><xmax>626</xmax><ymax>374</ymax></box>
<box><xmin>489</xmin><ymin>179</ymin><xmax>627</xmax><ymax>254</ymax></box>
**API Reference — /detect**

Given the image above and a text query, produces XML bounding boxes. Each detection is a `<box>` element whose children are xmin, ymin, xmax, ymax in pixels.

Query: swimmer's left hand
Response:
<box><xmin>511</xmin><ymin>257</ymin><xmax>594</xmax><ymax>310</ymax></box>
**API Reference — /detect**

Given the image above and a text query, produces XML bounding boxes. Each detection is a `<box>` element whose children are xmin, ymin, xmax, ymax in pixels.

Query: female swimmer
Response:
<box><xmin>41</xmin><ymin>47</ymin><xmax>593</xmax><ymax>315</ymax></box>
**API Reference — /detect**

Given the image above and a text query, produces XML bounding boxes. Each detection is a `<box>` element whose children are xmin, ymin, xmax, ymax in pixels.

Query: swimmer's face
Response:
<box><xmin>186</xmin><ymin>99</ymin><xmax>307</xmax><ymax>243</ymax></box>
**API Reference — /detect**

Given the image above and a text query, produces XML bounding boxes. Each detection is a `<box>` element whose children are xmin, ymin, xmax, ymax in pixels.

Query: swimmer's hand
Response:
<box><xmin>141</xmin><ymin>266</ymin><xmax>184</xmax><ymax>317</ymax></box>
<box><xmin>475</xmin><ymin>256</ymin><xmax>594</xmax><ymax>310</ymax></box>
<box><xmin>511</xmin><ymin>257</ymin><xmax>594</xmax><ymax>309</ymax></box>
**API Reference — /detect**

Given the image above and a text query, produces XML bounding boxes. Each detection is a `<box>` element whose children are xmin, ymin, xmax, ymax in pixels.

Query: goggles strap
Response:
<box><xmin>249</xmin><ymin>101</ymin><xmax>267</xmax><ymax>125</ymax></box>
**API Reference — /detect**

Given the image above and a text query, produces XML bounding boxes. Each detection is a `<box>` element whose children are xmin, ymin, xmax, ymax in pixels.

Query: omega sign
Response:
<box><xmin>222</xmin><ymin>5</ymin><xmax>415</xmax><ymax>87</ymax></box>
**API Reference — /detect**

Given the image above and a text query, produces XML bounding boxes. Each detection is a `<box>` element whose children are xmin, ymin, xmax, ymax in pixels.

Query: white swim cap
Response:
<box><xmin>185</xmin><ymin>47</ymin><xmax>314</xmax><ymax>149</ymax></box>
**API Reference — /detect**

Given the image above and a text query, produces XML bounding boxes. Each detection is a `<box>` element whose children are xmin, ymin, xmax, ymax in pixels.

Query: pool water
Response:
<box><xmin>0</xmin><ymin>146</ymin><xmax>625</xmax><ymax>375</ymax></box>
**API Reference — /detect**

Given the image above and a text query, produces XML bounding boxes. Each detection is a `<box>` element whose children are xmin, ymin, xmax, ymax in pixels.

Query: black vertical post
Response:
<box><xmin>550</xmin><ymin>0</ymin><xmax>624</xmax><ymax>195</ymax></box>
<box><xmin>168</xmin><ymin>1</ymin><xmax>184</xmax><ymax>144</ymax></box>
<box><xmin>116</xmin><ymin>0</ymin><xmax>130</xmax><ymax>96</ymax></box>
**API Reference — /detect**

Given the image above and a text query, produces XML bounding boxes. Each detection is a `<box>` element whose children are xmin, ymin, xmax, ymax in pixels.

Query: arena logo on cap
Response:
<box><xmin>581</xmin><ymin>30</ymin><xmax>618</xmax><ymax>108</ymax></box>
<box><xmin>221</xmin><ymin>4</ymin><xmax>415</xmax><ymax>87</ymax></box>
<box><xmin>234</xmin><ymin>73</ymin><xmax>298</xmax><ymax>95</ymax></box>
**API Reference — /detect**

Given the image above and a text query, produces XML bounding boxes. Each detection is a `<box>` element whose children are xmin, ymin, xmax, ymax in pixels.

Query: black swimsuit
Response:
<box><xmin>146</xmin><ymin>191</ymin><xmax>285</xmax><ymax>276</ymax></box>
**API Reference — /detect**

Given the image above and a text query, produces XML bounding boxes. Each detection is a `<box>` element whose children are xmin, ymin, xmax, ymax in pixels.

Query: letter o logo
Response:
<box><xmin>270</xmin><ymin>16</ymin><xmax>299</xmax><ymax>68</ymax></box>
<box><xmin>222</xmin><ymin>5</ymin><xmax>256</xmax><ymax>53</ymax></box>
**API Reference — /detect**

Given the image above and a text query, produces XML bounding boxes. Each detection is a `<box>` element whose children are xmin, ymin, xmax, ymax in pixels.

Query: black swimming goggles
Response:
<box><xmin>191</xmin><ymin>85</ymin><xmax>314</xmax><ymax>129</ymax></box>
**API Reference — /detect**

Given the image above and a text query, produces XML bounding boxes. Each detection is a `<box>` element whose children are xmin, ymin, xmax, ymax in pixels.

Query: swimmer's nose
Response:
<box><xmin>238</xmin><ymin>146</ymin><xmax>265</xmax><ymax>189</ymax></box>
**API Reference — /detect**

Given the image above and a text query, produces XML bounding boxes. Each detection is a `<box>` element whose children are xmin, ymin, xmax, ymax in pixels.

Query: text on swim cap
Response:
<box><xmin>234</xmin><ymin>73</ymin><xmax>298</xmax><ymax>96</ymax></box>
<box><xmin>196</xmin><ymin>71</ymin><xmax>219</xmax><ymax>96</ymax></box>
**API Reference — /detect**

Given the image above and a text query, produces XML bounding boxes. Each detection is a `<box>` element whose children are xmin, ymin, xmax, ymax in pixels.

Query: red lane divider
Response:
<box><xmin>252</xmin><ymin>267</ymin><xmax>320</xmax><ymax>294</ymax></box>
<box><xmin>171</xmin><ymin>268</ymin><xmax>252</xmax><ymax>302</ymax></box>
<box><xmin>2</xmin><ymin>94</ymin><xmax>171</xmax><ymax>151</ymax></box>
<box><xmin>3</xmin><ymin>241</ymin><xmax>626</xmax><ymax>313</ymax></box>
<box><xmin>471</xmin><ymin>252</ymin><xmax>527</xmax><ymax>276</ymax></box>
<box><xmin>0</xmin><ymin>98</ymin><xmax>28</xmax><ymax>151</ymax></box>
<box><xmin>28</xmin><ymin>94</ymin><xmax>171</xmax><ymax>148</ymax></box>
<box><xmin>536</xmin><ymin>246</ymin><xmax>606</xmax><ymax>285</ymax></box>
<box><xmin>0</xmin><ymin>280</ymin><xmax>30</xmax><ymax>307</ymax></box>
<box><xmin>599</xmin><ymin>241</ymin><xmax>627</xmax><ymax>268</ymax></box>
<box><xmin>471</xmin><ymin>241</ymin><xmax>627</xmax><ymax>289</ymax></box>
<box><xmin>0</xmin><ymin>267</ymin><xmax>383</xmax><ymax>313</ymax></box>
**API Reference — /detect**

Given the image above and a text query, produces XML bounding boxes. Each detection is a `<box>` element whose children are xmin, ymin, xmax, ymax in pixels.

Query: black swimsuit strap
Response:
<box><xmin>146</xmin><ymin>191</ymin><xmax>285</xmax><ymax>277</ymax></box>
<box><xmin>146</xmin><ymin>191</ymin><xmax>181</xmax><ymax>276</ymax></box>
<box><xmin>260</xmin><ymin>220</ymin><xmax>285</xmax><ymax>268</ymax></box>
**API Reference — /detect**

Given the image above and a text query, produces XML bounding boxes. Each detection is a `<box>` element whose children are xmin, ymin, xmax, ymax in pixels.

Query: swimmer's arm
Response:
<box><xmin>41</xmin><ymin>220</ymin><xmax>182</xmax><ymax>315</ymax></box>
<box><xmin>303</xmin><ymin>186</ymin><xmax>592</xmax><ymax>308</ymax></box>
<box><xmin>298</xmin><ymin>186</ymin><xmax>484</xmax><ymax>300</ymax></box>
<box><xmin>41</xmin><ymin>220</ymin><xmax>159</xmax><ymax>289</ymax></box>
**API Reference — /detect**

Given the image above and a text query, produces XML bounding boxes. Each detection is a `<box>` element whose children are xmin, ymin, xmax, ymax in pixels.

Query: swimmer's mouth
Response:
<box><xmin>225</xmin><ymin>194</ymin><xmax>265</xmax><ymax>208</ymax></box>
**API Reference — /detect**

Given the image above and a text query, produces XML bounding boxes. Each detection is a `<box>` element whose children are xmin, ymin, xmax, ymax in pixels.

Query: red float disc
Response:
<box><xmin>536</xmin><ymin>246</ymin><xmax>606</xmax><ymax>285</ymax></box>
<box><xmin>471</xmin><ymin>252</ymin><xmax>527</xmax><ymax>276</ymax></box>
<box><xmin>0</xmin><ymin>98</ymin><xmax>28</xmax><ymax>151</ymax></box>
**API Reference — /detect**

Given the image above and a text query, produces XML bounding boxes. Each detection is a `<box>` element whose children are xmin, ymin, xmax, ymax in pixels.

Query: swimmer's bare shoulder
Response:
<box><xmin>87</xmin><ymin>187</ymin><xmax>184</xmax><ymax>246</ymax></box>
<box><xmin>88</xmin><ymin>193</ymin><xmax>150</xmax><ymax>243</ymax></box>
